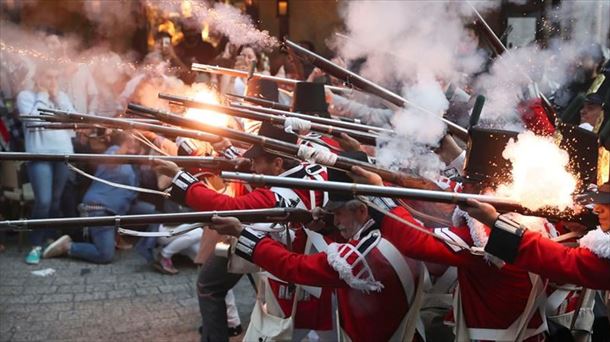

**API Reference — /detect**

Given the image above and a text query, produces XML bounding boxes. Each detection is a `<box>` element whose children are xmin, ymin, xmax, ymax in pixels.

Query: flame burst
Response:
<box><xmin>496</xmin><ymin>131</ymin><xmax>577</xmax><ymax>211</ymax></box>
<box><xmin>184</xmin><ymin>89</ymin><xmax>228</xmax><ymax>127</ymax></box>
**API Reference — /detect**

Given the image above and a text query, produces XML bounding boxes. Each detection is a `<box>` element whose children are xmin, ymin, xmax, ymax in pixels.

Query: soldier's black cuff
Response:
<box><xmin>177</xmin><ymin>138</ymin><xmax>199</xmax><ymax>156</ymax></box>
<box><xmin>367</xmin><ymin>196</ymin><xmax>397</xmax><ymax>211</ymax></box>
<box><xmin>170</xmin><ymin>171</ymin><xmax>199</xmax><ymax>204</ymax></box>
<box><xmin>234</xmin><ymin>227</ymin><xmax>266</xmax><ymax>262</ymax></box>
<box><xmin>223</xmin><ymin>145</ymin><xmax>241</xmax><ymax>160</ymax></box>
<box><xmin>484</xmin><ymin>214</ymin><xmax>525</xmax><ymax>264</ymax></box>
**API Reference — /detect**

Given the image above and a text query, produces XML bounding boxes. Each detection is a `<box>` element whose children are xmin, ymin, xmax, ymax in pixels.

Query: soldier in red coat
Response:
<box><xmin>462</xmin><ymin>182</ymin><xmax>610</xmax><ymax>290</ymax></box>
<box><xmin>208</xmin><ymin>154</ymin><xmax>427</xmax><ymax>342</ymax></box>
<box><xmin>156</xmin><ymin>122</ymin><xmax>334</xmax><ymax>341</ymax></box>
<box><xmin>464</xmin><ymin>182</ymin><xmax>610</xmax><ymax>341</ymax></box>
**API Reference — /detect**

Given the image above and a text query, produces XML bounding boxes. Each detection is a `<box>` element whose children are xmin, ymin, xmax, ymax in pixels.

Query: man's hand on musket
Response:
<box><xmin>154</xmin><ymin>159</ymin><xmax>181</xmax><ymax>178</ymax></box>
<box><xmin>212</xmin><ymin>138</ymin><xmax>233</xmax><ymax>154</ymax></box>
<box><xmin>337</xmin><ymin>132</ymin><xmax>363</xmax><ymax>152</ymax></box>
<box><xmin>349</xmin><ymin>166</ymin><xmax>383</xmax><ymax>186</ymax></box>
<box><xmin>305</xmin><ymin>207</ymin><xmax>331</xmax><ymax>232</ymax></box>
<box><xmin>460</xmin><ymin>199</ymin><xmax>499</xmax><ymax>227</ymax></box>
<box><xmin>234</xmin><ymin>157</ymin><xmax>252</xmax><ymax>172</ymax></box>
<box><xmin>210</xmin><ymin>216</ymin><xmax>244</xmax><ymax>237</ymax></box>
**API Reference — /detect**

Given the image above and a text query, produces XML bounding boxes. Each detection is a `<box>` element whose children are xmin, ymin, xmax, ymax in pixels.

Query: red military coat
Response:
<box><xmin>513</xmin><ymin>228</ymin><xmax>610</xmax><ymax>290</ymax></box>
<box><xmin>171</xmin><ymin>164</ymin><xmax>333</xmax><ymax>330</ymax></box>
<box><xmin>235</xmin><ymin>210</ymin><xmax>425</xmax><ymax>342</ymax></box>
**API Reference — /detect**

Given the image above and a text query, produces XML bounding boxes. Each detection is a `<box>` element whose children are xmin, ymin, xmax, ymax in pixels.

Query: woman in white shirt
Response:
<box><xmin>17</xmin><ymin>64</ymin><xmax>75</xmax><ymax>265</ymax></box>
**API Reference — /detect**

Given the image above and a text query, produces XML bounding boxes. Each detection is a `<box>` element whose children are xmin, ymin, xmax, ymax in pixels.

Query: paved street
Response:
<box><xmin>0</xmin><ymin>239</ymin><xmax>255</xmax><ymax>341</ymax></box>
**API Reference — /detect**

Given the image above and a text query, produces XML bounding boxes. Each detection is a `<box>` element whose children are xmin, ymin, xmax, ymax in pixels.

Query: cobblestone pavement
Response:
<box><xmin>0</xmin><ymin>241</ymin><xmax>255</xmax><ymax>341</ymax></box>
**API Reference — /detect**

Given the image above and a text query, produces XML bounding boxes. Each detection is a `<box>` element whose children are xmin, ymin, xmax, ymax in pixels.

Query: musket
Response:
<box><xmin>37</xmin><ymin>108</ymin><xmax>223</xmax><ymax>145</ymax></box>
<box><xmin>126</xmin><ymin>103</ymin><xmax>438</xmax><ymax>190</ymax></box>
<box><xmin>0</xmin><ymin>208</ymin><xmax>313</xmax><ymax>234</ymax></box>
<box><xmin>229</xmin><ymin>102</ymin><xmax>393</xmax><ymax>135</ymax></box>
<box><xmin>0</xmin><ymin>152</ymin><xmax>248</xmax><ymax>171</ymax></box>
<box><xmin>26</xmin><ymin>123</ymin><xmax>104</xmax><ymax>130</ymax></box>
<box><xmin>225</xmin><ymin>93</ymin><xmax>291</xmax><ymax>111</ymax></box>
<box><xmin>221</xmin><ymin>172</ymin><xmax>585</xmax><ymax>220</ymax></box>
<box><xmin>191</xmin><ymin>63</ymin><xmax>352</xmax><ymax>94</ymax></box>
<box><xmin>158</xmin><ymin>93</ymin><xmax>380</xmax><ymax>145</ymax></box>
<box><xmin>284</xmin><ymin>39</ymin><xmax>469</xmax><ymax>141</ymax></box>
<box><xmin>166</xmin><ymin>92</ymin><xmax>391</xmax><ymax>134</ymax></box>
<box><xmin>224</xmin><ymin>94</ymin><xmax>390</xmax><ymax>132</ymax></box>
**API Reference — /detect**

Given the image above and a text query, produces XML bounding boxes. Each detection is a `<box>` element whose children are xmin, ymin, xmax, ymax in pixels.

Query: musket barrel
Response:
<box><xmin>225</xmin><ymin>93</ymin><xmax>292</xmax><ymax>111</ymax></box>
<box><xmin>37</xmin><ymin>108</ymin><xmax>222</xmax><ymax>144</ymax></box>
<box><xmin>0</xmin><ymin>208</ymin><xmax>312</xmax><ymax>230</ymax></box>
<box><xmin>126</xmin><ymin>103</ymin><xmax>436</xmax><ymax>190</ymax></box>
<box><xmin>158</xmin><ymin>93</ymin><xmax>380</xmax><ymax>145</ymax></box>
<box><xmin>165</xmin><ymin>91</ymin><xmax>388</xmax><ymax>133</ymax></box>
<box><xmin>127</xmin><ymin>103</ymin><xmax>299</xmax><ymax>154</ymax></box>
<box><xmin>0</xmin><ymin>152</ymin><xmax>241</xmax><ymax>170</ymax></box>
<box><xmin>191</xmin><ymin>63</ymin><xmax>351</xmax><ymax>94</ymax></box>
<box><xmin>221</xmin><ymin>171</ymin><xmax>521</xmax><ymax>211</ymax></box>
<box><xmin>221</xmin><ymin>172</ymin><xmax>586</xmax><ymax>221</ymax></box>
<box><xmin>229</xmin><ymin>102</ymin><xmax>393</xmax><ymax>134</ymax></box>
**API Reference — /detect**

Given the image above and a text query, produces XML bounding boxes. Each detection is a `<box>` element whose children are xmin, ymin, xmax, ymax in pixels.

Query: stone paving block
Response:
<box><xmin>177</xmin><ymin>297</ymin><xmax>199</xmax><ymax>308</ymax></box>
<box><xmin>174</xmin><ymin>306</ymin><xmax>199</xmax><ymax>318</ymax></box>
<box><xmin>74</xmin><ymin>291</ymin><xmax>107</xmax><ymax>302</ymax></box>
<box><xmin>112</xmin><ymin>319</ymin><xmax>150</xmax><ymax>334</ymax></box>
<box><xmin>134</xmin><ymin>286</ymin><xmax>160</xmax><ymax>296</ymax></box>
<box><xmin>85</xmin><ymin>275</ymin><xmax>118</xmax><ymax>284</ymax></box>
<box><xmin>84</xmin><ymin>283</ymin><xmax>113</xmax><ymax>292</ymax></box>
<box><xmin>9</xmin><ymin>329</ymin><xmax>51</xmax><ymax>341</ymax></box>
<box><xmin>107</xmin><ymin>289</ymin><xmax>135</xmax><ymax>299</ymax></box>
<box><xmin>27</xmin><ymin>311</ymin><xmax>60</xmax><ymax>322</ymax></box>
<box><xmin>0</xmin><ymin>277</ymin><xmax>27</xmax><ymax>286</ymax></box>
<box><xmin>3</xmin><ymin>294</ymin><xmax>41</xmax><ymax>304</ymax></box>
<box><xmin>158</xmin><ymin>283</ymin><xmax>191</xmax><ymax>294</ymax></box>
<box><xmin>52</xmin><ymin>276</ymin><xmax>86</xmax><ymax>285</ymax></box>
<box><xmin>0</xmin><ymin>331</ymin><xmax>13</xmax><ymax>342</ymax></box>
<box><xmin>23</xmin><ymin>285</ymin><xmax>57</xmax><ymax>295</ymax></box>
<box><xmin>56</xmin><ymin>284</ymin><xmax>86</xmax><ymax>293</ymax></box>
<box><xmin>135</xmin><ymin>278</ymin><xmax>165</xmax><ymax>287</ymax></box>
<box><xmin>0</xmin><ymin>286</ymin><xmax>24</xmax><ymax>296</ymax></box>
<box><xmin>39</xmin><ymin>293</ymin><xmax>73</xmax><ymax>304</ymax></box>
<box><xmin>58</xmin><ymin>309</ymin><xmax>94</xmax><ymax>321</ymax></box>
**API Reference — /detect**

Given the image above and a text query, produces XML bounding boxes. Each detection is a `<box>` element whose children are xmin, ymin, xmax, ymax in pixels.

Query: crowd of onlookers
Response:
<box><xmin>0</xmin><ymin>14</ymin><xmax>329</xmax><ymax>271</ymax></box>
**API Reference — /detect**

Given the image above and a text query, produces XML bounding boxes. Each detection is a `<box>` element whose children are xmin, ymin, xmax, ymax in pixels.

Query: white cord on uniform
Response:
<box><xmin>284</xmin><ymin>117</ymin><xmax>312</xmax><ymax>134</ymax></box>
<box><xmin>67</xmin><ymin>162</ymin><xmax>171</xmax><ymax>198</ymax></box>
<box><xmin>297</xmin><ymin>144</ymin><xmax>338</xmax><ymax>166</ymax></box>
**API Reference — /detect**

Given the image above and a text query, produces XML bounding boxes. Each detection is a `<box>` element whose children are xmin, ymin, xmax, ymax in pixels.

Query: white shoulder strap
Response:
<box><xmin>377</xmin><ymin>238</ymin><xmax>425</xmax><ymax>341</ymax></box>
<box><xmin>454</xmin><ymin>273</ymin><xmax>548</xmax><ymax>341</ymax></box>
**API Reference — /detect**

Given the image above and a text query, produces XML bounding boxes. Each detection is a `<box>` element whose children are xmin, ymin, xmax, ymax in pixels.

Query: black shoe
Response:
<box><xmin>227</xmin><ymin>325</ymin><xmax>242</xmax><ymax>337</ymax></box>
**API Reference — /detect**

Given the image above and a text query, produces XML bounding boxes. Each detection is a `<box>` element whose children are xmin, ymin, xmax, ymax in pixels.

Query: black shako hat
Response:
<box><xmin>463</xmin><ymin>127</ymin><xmax>518</xmax><ymax>186</ymax></box>
<box><xmin>246</xmin><ymin>78</ymin><xmax>279</xmax><ymax>103</ymax></box>
<box><xmin>243</xmin><ymin>122</ymin><xmax>297</xmax><ymax>159</ymax></box>
<box><xmin>291</xmin><ymin>82</ymin><xmax>330</xmax><ymax>118</ymax></box>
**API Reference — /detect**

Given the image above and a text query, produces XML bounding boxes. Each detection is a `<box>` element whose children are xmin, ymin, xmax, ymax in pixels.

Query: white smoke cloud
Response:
<box><xmin>334</xmin><ymin>1</ymin><xmax>497</xmax><ymax>178</ymax></box>
<box><xmin>475</xmin><ymin>1</ymin><xmax>608</xmax><ymax>127</ymax></box>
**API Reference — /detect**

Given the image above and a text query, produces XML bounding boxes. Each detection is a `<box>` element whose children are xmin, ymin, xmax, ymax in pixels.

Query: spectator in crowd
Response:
<box><xmin>17</xmin><ymin>63</ymin><xmax>75</xmax><ymax>265</ymax></box>
<box><xmin>42</xmin><ymin>132</ymin><xmax>157</xmax><ymax>264</ymax></box>
<box><xmin>579</xmin><ymin>93</ymin><xmax>605</xmax><ymax>131</ymax></box>
<box><xmin>154</xmin><ymin>225</ymin><xmax>203</xmax><ymax>274</ymax></box>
